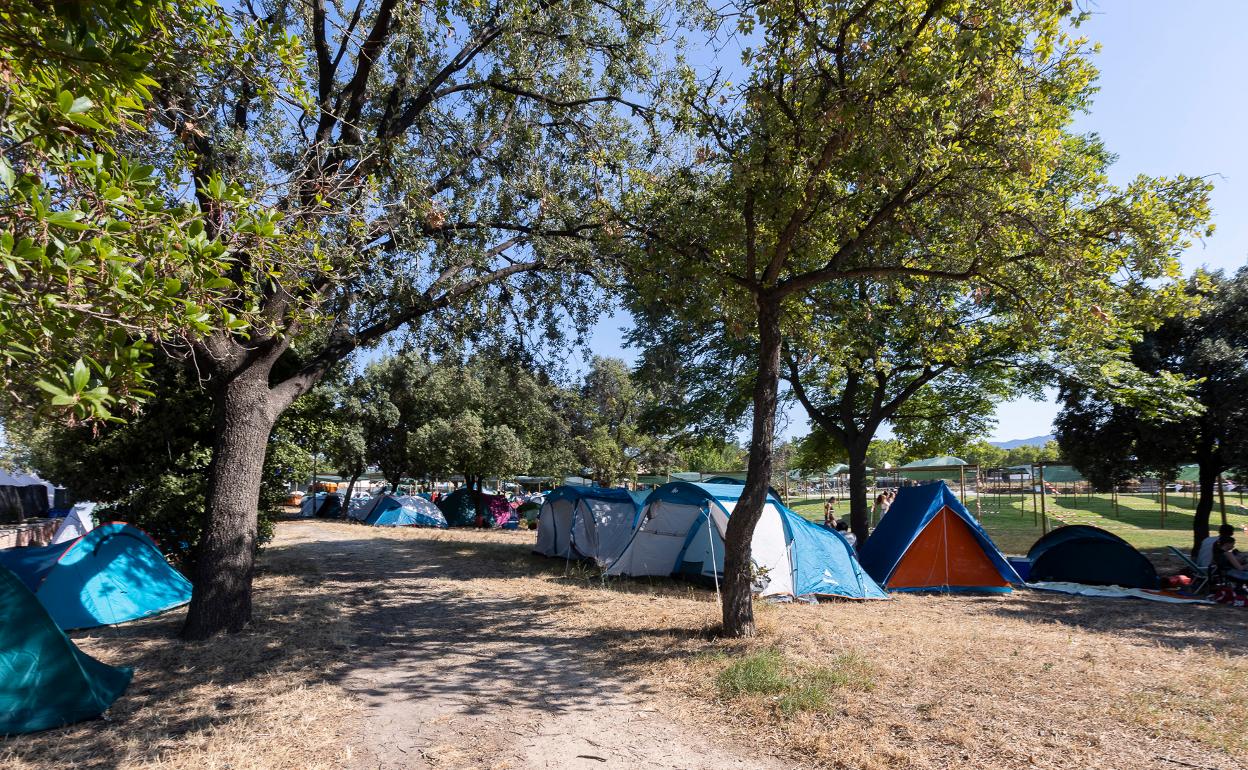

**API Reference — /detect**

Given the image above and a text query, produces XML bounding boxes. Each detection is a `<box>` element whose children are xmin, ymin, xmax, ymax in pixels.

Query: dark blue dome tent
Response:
<box><xmin>1026</xmin><ymin>525</ymin><xmax>1160</xmax><ymax>589</ymax></box>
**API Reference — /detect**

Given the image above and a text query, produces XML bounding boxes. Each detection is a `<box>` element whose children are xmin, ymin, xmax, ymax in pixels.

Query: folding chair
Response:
<box><xmin>1167</xmin><ymin>545</ymin><xmax>1215</xmax><ymax>594</ymax></box>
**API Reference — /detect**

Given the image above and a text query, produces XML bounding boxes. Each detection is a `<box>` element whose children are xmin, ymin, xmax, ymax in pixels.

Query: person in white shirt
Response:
<box><xmin>1197</xmin><ymin>524</ymin><xmax>1235</xmax><ymax>568</ymax></box>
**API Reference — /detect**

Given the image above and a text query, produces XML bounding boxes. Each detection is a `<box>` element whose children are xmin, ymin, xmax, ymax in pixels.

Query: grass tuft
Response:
<box><xmin>715</xmin><ymin>648</ymin><xmax>876</xmax><ymax>717</ymax></box>
<box><xmin>716</xmin><ymin>648</ymin><xmax>790</xmax><ymax>697</ymax></box>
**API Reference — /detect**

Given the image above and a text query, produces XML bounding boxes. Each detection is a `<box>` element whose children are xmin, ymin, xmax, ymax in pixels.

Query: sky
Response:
<box><xmin>584</xmin><ymin>1</ymin><xmax>1248</xmax><ymax>444</ymax></box>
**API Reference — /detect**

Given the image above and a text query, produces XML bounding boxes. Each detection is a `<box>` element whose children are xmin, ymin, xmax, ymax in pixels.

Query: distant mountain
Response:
<box><xmin>989</xmin><ymin>434</ymin><xmax>1054</xmax><ymax>450</ymax></box>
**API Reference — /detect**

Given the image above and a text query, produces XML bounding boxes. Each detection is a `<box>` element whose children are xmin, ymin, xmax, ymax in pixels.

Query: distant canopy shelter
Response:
<box><xmin>895</xmin><ymin>456</ymin><xmax>974</xmax><ymax>483</ymax></box>
<box><xmin>1034</xmin><ymin>465</ymin><xmax>1085</xmax><ymax>484</ymax></box>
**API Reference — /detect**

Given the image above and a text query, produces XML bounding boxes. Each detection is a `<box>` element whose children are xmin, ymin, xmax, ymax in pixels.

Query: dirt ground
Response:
<box><xmin>3</xmin><ymin>520</ymin><xmax>1246</xmax><ymax>770</ymax></box>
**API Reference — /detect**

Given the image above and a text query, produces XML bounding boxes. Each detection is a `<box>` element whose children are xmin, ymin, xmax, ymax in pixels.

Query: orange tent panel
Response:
<box><xmin>888</xmin><ymin>507</ymin><xmax>1010</xmax><ymax>589</ymax></box>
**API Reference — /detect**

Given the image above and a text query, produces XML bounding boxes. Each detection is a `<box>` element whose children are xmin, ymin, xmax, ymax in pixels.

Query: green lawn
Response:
<box><xmin>784</xmin><ymin>490</ymin><xmax>1248</xmax><ymax>555</ymax></box>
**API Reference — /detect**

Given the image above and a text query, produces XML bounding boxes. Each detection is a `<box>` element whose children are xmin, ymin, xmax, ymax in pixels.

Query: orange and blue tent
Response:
<box><xmin>858</xmin><ymin>481</ymin><xmax>1021</xmax><ymax>593</ymax></box>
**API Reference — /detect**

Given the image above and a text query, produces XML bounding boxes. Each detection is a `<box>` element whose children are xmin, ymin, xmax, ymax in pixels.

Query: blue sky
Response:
<box><xmin>585</xmin><ymin>1</ymin><xmax>1248</xmax><ymax>443</ymax></box>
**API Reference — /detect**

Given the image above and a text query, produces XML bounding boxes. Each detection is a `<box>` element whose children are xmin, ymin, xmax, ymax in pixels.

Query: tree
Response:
<box><xmin>14</xmin><ymin>358</ymin><xmax>325</xmax><ymax>572</ymax></box>
<box><xmin>783</xmin><ymin>276</ymin><xmax>1026</xmax><ymax>544</ymax></box>
<box><xmin>1056</xmin><ymin>268</ymin><xmax>1248</xmax><ymax>552</ymax></box>
<box><xmin>565</xmin><ymin>356</ymin><xmax>667</xmax><ymax>485</ymax></box>
<box><xmin>128</xmin><ymin>1</ymin><xmax>673</xmax><ymax>638</ymax></box>
<box><xmin>625</xmin><ymin>2</ymin><xmax>1211</xmax><ymax>636</ymax></box>
<box><xmin>409</xmin><ymin>356</ymin><xmax>572</xmax><ymax>511</ymax></box>
<box><xmin>962</xmin><ymin>440</ymin><xmax>1007</xmax><ymax>469</ymax></box>
<box><xmin>0</xmin><ymin>0</ymin><xmax>287</xmax><ymax>421</ymax></box>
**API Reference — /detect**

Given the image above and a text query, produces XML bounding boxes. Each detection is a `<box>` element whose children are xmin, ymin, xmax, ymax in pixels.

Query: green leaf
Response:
<box><xmin>0</xmin><ymin>157</ymin><xmax>13</xmax><ymax>189</ymax></box>
<box><xmin>71</xmin><ymin>359</ymin><xmax>90</xmax><ymax>392</ymax></box>
<box><xmin>68</xmin><ymin>96</ymin><xmax>93</xmax><ymax>114</ymax></box>
<box><xmin>56</xmin><ymin>90</ymin><xmax>73</xmax><ymax>114</ymax></box>
<box><xmin>163</xmin><ymin>278</ymin><xmax>182</xmax><ymax>295</ymax></box>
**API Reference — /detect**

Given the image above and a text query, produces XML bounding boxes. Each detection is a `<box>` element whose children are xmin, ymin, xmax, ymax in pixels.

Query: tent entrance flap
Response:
<box><xmin>889</xmin><ymin>507</ymin><xmax>1010</xmax><ymax>590</ymax></box>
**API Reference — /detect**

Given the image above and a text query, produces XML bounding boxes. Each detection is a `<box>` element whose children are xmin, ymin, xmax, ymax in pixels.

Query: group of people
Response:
<box><xmin>821</xmin><ymin>490</ymin><xmax>898</xmax><ymax>546</ymax></box>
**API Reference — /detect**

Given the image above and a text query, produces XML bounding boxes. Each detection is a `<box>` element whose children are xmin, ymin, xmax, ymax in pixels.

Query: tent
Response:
<box><xmin>534</xmin><ymin>486</ymin><xmax>640</xmax><ymax>564</ymax></box>
<box><xmin>359</xmin><ymin>494</ymin><xmax>448</xmax><ymax>528</ymax></box>
<box><xmin>299</xmin><ymin>491</ymin><xmax>342</xmax><ymax>518</ymax></box>
<box><xmin>0</xmin><ymin>564</ymin><xmax>132</xmax><ymax>735</ymax></box>
<box><xmin>0</xmin><ymin>523</ymin><xmax>192</xmax><ymax>630</ymax></box>
<box><xmin>605</xmin><ymin>482</ymin><xmax>886</xmax><ymax>601</ymax></box>
<box><xmin>858</xmin><ymin>481</ymin><xmax>1020</xmax><ymax>592</ymax></box>
<box><xmin>0</xmin><ymin>468</ymin><xmax>53</xmax><ymax>520</ymax></box>
<box><xmin>437</xmin><ymin>487</ymin><xmax>510</xmax><ymax>527</ymax></box>
<box><xmin>1026</xmin><ymin>525</ymin><xmax>1160</xmax><ymax>589</ymax></box>
<box><xmin>698</xmin><ymin>476</ymin><xmax>785</xmax><ymax>500</ymax></box>
<box><xmin>51</xmin><ymin>502</ymin><xmax>96</xmax><ymax>544</ymax></box>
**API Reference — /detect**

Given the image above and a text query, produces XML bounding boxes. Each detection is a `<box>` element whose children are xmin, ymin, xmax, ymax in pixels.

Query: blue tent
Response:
<box><xmin>858</xmin><ymin>482</ymin><xmax>1020</xmax><ymax>593</ymax></box>
<box><xmin>0</xmin><ymin>565</ymin><xmax>131</xmax><ymax>734</ymax></box>
<box><xmin>361</xmin><ymin>495</ymin><xmax>448</xmax><ymax>528</ymax></box>
<box><xmin>606</xmin><ymin>482</ymin><xmax>886</xmax><ymax>601</ymax></box>
<box><xmin>0</xmin><ymin>522</ymin><xmax>192</xmax><ymax>630</ymax></box>
<box><xmin>534</xmin><ymin>486</ymin><xmax>641</xmax><ymax>564</ymax></box>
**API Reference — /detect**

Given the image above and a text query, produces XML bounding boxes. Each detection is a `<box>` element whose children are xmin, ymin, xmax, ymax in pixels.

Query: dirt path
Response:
<box><xmin>273</xmin><ymin>522</ymin><xmax>780</xmax><ymax>770</ymax></box>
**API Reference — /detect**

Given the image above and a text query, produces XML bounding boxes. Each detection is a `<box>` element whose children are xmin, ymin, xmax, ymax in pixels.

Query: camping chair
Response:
<box><xmin>1167</xmin><ymin>546</ymin><xmax>1214</xmax><ymax>594</ymax></box>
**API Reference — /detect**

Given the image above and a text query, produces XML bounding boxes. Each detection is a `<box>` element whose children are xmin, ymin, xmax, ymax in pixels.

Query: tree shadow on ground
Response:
<box><xmin>273</xmin><ymin>531</ymin><xmax>714</xmax><ymax>723</ymax></box>
<box><xmin>0</xmin><ymin>560</ymin><xmax>358</xmax><ymax>770</ymax></box>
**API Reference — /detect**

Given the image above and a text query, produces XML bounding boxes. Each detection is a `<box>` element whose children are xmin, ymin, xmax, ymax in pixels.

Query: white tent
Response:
<box><xmin>534</xmin><ymin>486</ymin><xmax>641</xmax><ymax>565</ymax></box>
<box><xmin>605</xmin><ymin>482</ymin><xmax>886</xmax><ymax>601</ymax></box>
<box><xmin>52</xmin><ymin>503</ymin><xmax>96</xmax><ymax>544</ymax></box>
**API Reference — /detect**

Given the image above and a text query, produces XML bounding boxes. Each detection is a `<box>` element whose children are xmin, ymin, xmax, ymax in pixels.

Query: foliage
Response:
<box><xmin>13</xmin><ymin>360</ymin><xmax>326</xmax><ymax>571</ymax></box>
<box><xmin>564</xmin><ymin>357</ymin><xmax>655</xmax><ymax>485</ymax></box>
<box><xmin>0</xmin><ymin>0</ymin><xmax>296</xmax><ymax>421</ymax></box>
<box><xmin>622</xmin><ymin>0</ymin><xmax>1213</xmax><ymax>635</ymax></box>
<box><xmin>715</xmin><ymin>648</ymin><xmax>874</xmax><ymax>717</ymax></box>
<box><xmin>1055</xmin><ymin>268</ymin><xmax>1248</xmax><ymax>546</ymax></box>
<box><xmin>350</xmin><ymin>351</ymin><xmax>575</xmax><ymax>487</ymax></box>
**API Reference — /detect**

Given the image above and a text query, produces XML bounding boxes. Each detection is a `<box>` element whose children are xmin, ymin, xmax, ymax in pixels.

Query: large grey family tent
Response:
<box><xmin>858</xmin><ymin>482</ymin><xmax>1021</xmax><ymax>593</ymax></box>
<box><xmin>0</xmin><ymin>564</ymin><xmax>131</xmax><ymax>734</ymax></box>
<box><xmin>699</xmin><ymin>476</ymin><xmax>785</xmax><ymax>500</ymax></box>
<box><xmin>354</xmin><ymin>494</ymin><xmax>448</xmax><ymax>528</ymax></box>
<box><xmin>606</xmin><ymin>482</ymin><xmax>886</xmax><ymax>600</ymax></box>
<box><xmin>1026</xmin><ymin>525</ymin><xmax>1160</xmax><ymax>589</ymax></box>
<box><xmin>0</xmin><ymin>523</ymin><xmax>192</xmax><ymax>630</ymax></box>
<box><xmin>534</xmin><ymin>486</ymin><xmax>641</xmax><ymax>565</ymax></box>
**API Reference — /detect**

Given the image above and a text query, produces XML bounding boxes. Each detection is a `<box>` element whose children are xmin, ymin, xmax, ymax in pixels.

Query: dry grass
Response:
<box><xmin>0</xmin><ymin>563</ymin><xmax>360</xmax><ymax>770</ymax></box>
<box><xmin>6</xmin><ymin>521</ymin><xmax>1246</xmax><ymax>770</ymax></box>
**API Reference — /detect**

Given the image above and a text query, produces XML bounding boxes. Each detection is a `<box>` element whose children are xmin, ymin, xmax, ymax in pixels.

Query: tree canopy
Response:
<box><xmin>624</xmin><ymin>0</ymin><xmax>1212</xmax><ymax>636</ymax></box>
<box><xmin>1056</xmin><ymin>268</ymin><xmax>1248</xmax><ymax>550</ymax></box>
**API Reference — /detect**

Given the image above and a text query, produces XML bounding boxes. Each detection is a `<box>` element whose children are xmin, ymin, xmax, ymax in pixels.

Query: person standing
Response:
<box><xmin>823</xmin><ymin>496</ymin><xmax>839</xmax><ymax>528</ymax></box>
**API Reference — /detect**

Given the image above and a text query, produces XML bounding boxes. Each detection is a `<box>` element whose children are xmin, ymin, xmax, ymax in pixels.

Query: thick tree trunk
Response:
<box><xmin>722</xmin><ymin>296</ymin><xmax>782</xmax><ymax>638</ymax></box>
<box><xmin>846</xmin><ymin>443</ymin><xmax>870</xmax><ymax>546</ymax></box>
<box><xmin>181</xmin><ymin>369</ymin><xmax>279</xmax><ymax>640</ymax></box>
<box><xmin>1193</xmin><ymin>456</ymin><xmax>1220</xmax><ymax>555</ymax></box>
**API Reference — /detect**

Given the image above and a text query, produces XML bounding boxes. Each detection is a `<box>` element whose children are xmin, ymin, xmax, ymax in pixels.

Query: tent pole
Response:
<box><xmin>959</xmin><ymin>465</ymin><xmax>966</xmax><ymax>507</ymax></box>
<box><xmin>1160</xmin><ymin>480</ymin><xmax>1167</xmax><ymax>529</ymax></box>
<box><xmin>1038</xmin><ymin>464</ymin><xmax>1048</xmax><ymax>534</ymax></box>
<box><xmin>1218</xmin><ymin>474</ymin><xmax>1228</xmax><ymax>526</ymax></box>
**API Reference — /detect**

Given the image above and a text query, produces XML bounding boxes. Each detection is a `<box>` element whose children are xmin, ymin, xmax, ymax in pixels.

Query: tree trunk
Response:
<box><xmin>846</xmin><ymin>442</ymin><xmax>870</xmax><ymax>546</ymax></box>
<box><xmin>181</xmin><ymin>370</ymin><xmax>279</xmax><ymax>640</ymax></box>
<box><xmin>721</xmin><ymin>296</ymin><xmax>782</xmax><ymax>638</ymax></box>
<box><xmin>342</xmin><ymin>470</ymin><xmax>362</xmax><ymax>511</ymax></box>
<box><xmin>1193</xmin><ymin>455</ymin><xmax>1220</xmax><ymax>555</ymax></box>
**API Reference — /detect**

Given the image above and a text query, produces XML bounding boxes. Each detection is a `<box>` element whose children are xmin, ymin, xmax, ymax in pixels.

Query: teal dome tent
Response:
<box><xmin>0</xmin><ymin>565</ymin><xmax>131</xmax><ymax>734</ymax></box>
